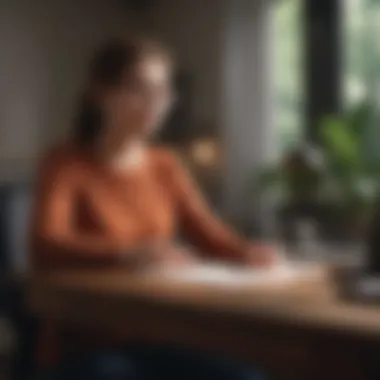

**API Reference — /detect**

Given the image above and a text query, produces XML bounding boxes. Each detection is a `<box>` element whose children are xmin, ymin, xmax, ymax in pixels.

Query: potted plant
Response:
<box><xmin>319</xmin><ymin>100</ymin><xmax>380</xmax><ymax>238</ymax></box>
<box><xmin>254</xmin><ymin>100</ymin><xmax>380</xmax><ymax>242</ymax></box>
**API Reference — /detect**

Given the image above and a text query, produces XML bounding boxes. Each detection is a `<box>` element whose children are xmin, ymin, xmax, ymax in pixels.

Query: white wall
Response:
<box><xmin>222</xmin><ymin>0</ymin><xmax>275</xmax><ymax>232</ymax></box>
<box><xmin>0</xmin><ymin>0</ymin><xmax>135</xmax><ymax>180</ymax></box>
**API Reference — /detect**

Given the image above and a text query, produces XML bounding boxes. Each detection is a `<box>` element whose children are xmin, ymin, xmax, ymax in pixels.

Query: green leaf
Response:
<box><xmin>320</xmin><ymin>116</ymin><xmax>360</xmax><ymax>169</ymax></box>
<box><xmin>346</xmin><ymin>100</ymin><xmax>371</xmax><ymax>137</ymax></box>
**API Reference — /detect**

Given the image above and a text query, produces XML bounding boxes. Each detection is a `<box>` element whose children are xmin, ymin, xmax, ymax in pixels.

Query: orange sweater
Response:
<box><xmin>30</xmin><ymin>143</ymin><xmax>248</xmax><ymax>365</ymax></box>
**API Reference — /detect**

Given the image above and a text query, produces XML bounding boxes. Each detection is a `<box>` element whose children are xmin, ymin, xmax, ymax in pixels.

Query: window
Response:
<box><xmin>272</xmin><ymin>0</ymin><xmax>305</xmax><ymax>153</ymax></box>
<box><xmin>343</xmin><ymin>0</ymin><xmax>380</xmax><ymax>159</ymax></box>
<box><xmin>343</xmin><ymin>0</ymin><xmax>380</xmax><ymax>107</ymax></box>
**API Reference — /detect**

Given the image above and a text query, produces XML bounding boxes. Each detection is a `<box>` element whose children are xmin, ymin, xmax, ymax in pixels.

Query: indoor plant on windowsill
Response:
<box><xmin>319</xmin><ymin>100</ymin><xmax>380</xmax><ymax>240</ymax></box>
<box><xmin>254</xmin><ymin>100</ymin><xmax>380</xmax><ymax>243</ymax></box>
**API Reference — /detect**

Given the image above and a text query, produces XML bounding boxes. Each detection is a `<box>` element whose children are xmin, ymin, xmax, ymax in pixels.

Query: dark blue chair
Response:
<box><xmin>0</xmin><ymin>183</ymin><xmax>38</xmax><ymax>380</ymax></box>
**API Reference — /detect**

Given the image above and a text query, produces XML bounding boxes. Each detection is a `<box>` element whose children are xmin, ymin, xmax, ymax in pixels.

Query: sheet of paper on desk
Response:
<box><xmin>156</xmin><ymin>261</ymin><xmax>321</xmax><ymax>286</ymax></box>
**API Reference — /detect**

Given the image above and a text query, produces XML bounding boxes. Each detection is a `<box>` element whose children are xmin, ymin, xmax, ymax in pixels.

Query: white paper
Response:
<box><xmin>155</xmin><ymin>261</ymin><xmax>317</xmax><ymax>286</ymax></box>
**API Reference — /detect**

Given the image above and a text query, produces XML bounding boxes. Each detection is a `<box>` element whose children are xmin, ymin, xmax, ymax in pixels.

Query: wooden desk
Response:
<box><xmin>27</xmin><ymin>266</ymin><xmax>380</xmax><ymax>379</ymax></box>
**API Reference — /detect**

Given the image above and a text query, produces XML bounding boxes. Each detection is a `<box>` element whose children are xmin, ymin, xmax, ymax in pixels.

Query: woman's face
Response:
<box><xmin>99</xmin><ymin>56</ymin><xmax>174</xmax><ymax>142</ymax></box>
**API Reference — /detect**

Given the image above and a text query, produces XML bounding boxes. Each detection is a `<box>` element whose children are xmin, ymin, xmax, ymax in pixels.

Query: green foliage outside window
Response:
<box><xmin>273</xmin><ymin>0</ymin><xmax>304</xmax><ymax>152</ymax></box>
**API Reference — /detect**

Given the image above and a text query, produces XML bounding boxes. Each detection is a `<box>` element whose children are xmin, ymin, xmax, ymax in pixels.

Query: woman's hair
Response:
<box><xmin>73</xmin><ymin>36</ymin><xmax>173</xmax><ymax>146</ymax></box>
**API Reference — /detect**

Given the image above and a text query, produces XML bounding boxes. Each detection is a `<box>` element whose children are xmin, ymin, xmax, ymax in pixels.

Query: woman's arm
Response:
<box><xmin>30</xmin><ymin>149</ymin><xmax>130</xmax><ymax>269</ymax></box>
<box><xmin>165</xmin><ymin>152</ymin><xmax>250</xmax><ymax>262</ymax></box>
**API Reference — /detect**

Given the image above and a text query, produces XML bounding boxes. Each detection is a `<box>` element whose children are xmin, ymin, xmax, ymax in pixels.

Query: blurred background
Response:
<box><xmin>1</xmin><ymin>0</ymin><xmax>380</xmax><ymax>263</ymax></box>
<box><xmin>1</xmin><ymin>0</ymin><xmax>380</xmax><ymax>376</ymax></box>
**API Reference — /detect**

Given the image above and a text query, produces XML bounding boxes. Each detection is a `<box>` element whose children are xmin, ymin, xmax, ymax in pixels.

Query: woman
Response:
<box><xmin>31</xmin><ymin>36</ymin><xmax>275</xmax><ymax>379</ymax></box>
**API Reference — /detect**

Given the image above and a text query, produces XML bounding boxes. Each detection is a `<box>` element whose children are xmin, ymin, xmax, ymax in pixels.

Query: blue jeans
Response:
<box><xmin>37</xmin><ymin>345</ymin><xmax>264</xmax><ymax>380</ymax></box>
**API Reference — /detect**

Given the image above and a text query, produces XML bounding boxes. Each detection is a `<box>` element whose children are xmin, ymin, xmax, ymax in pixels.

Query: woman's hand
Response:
<box><xmin>241</xmin><ymin>242</ymin><xmax>279</xmax><ymax>268</ymax></box>
<box><xmin>152</xmin><ymin>242</ymin><xmax>199</xmax><ymax>268</ymax></box>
